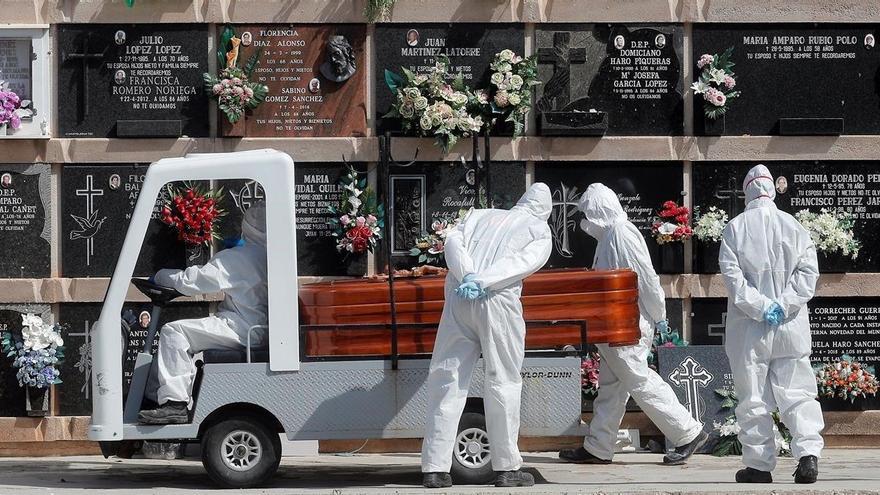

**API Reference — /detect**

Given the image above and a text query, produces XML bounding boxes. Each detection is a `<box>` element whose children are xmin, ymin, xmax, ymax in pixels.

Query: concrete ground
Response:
<box><xmin>0</xmin><ymin>450</ymin><xmax>878</xmax><ymax>494</ymax></box>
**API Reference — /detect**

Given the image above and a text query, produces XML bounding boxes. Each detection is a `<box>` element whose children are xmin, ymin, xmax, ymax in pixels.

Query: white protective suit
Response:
<box><xmin>147</xmin><ymin>204</ymin><xmax>269</xmax><ymax>404</ymax></box>
<box><xmin>578</xmin><ymin>183</ymin><xmax>703</xmax><ymax>460</ymax></box>
<box><xmin>719</xmin><ymin>165</ymin><xmax>824</xmax><ymax>471</ymax></box>
<box><xmin>421</xmin><ymin>183</ymin><xmax>553</xmax><ymax>474</ymax></box>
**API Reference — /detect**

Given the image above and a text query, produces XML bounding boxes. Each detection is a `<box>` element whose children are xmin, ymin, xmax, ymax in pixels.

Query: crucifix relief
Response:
<box><xmin>71</xmin><ymin>175</ymin><xmax>105</xmax><ymax>266</ymax></box>
<box><xmin>668</xmin><ymin>356</ymin><xmax>715</xmax><ymax>421</ymax></box>
<box><xmin>62</xmin><ymin>33</ymin><xmax>106</xmax><ymax>120</ymax></box>
<box><xmin>537</xmin><ymin>32</ymin><xmax>587</xmax><ymax>112</ymax></box>
<box><xmin>550</xmin><ymin>182</ymin><xmax>581</xmax><ymax>258</ymax></box>
<box><xmin>715</xmin><ymin>176</ymin><xmax>746</xmax><ymax>218</ymax></box>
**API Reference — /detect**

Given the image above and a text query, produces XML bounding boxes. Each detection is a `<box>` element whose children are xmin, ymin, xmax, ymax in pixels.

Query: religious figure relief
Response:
<box><xmin>668</xmin><ymin>356</ymin><xmax>715</xmax><ymax>423</ymax></box>
<box><xmin>320</xmin><ymin>35</ymin><xmax>356</xmax><ymax>83</ymax></box>
<box><xmin>549</xmin><ymin>182</ymin><xmax>581</xmax><ymax>258</ymax></box>
<box><xmin>225</xmin><ymin>36</ymin><xmax>241</xmax><ymax>69</ymax></box>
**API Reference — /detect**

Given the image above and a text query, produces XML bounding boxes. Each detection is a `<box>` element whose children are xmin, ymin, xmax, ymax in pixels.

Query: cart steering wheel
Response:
<box><xmin>131</xmin><ymin>278</ymin><xmax>184</xmax><ymax>305</ymax></box>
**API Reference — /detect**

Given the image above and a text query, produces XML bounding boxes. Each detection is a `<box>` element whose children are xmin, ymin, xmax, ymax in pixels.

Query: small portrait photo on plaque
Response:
<box><xmin>138</xmin><ymin>311</ymin><xmax>151</xmax><ymax>329</ymax></box>
<box><xmin>775</xmin><ymin>176</ymin><xmax>789</xmax><ymax>194</ymax></box>
<box><xmin>241</xmin><ymin>31</ymin><xmax>253</xmax><ymax>47</ymax></box>
<box><xmin>866</xmin><ymin>33</ymin><xmax>875</xmax><ymax>49</ymax></box>
<box><xmin>115</xmin><ymin>30</ymin><xmax>126</xmax><ymax>45</ymax></box>
<box><xmin>308</xmin><ymin>78</ymin><xmax>321</xmax><ymax>94</ymax></box>
<box><xmin>406</xmin><ymin>29</ymin><xmax>420</xmax><ymax>47</ymax></box>
<box><xmin>114</xmin><ymin>70</ymin><xmax>126</xmax><ymax>85</ymax></box>
<box><xmin>655</xmin><ymin>34</ymin><xmax>666</xmax><ymax>49</ymax></box>
<box><xmin>466</xmin><ymin>169</ymin><xmax>476</xmax><ymax>186</ymax></box>
<box><xmin>108</xmin><ymin>174</ymin><xmax>121</xmax><ymax>191</ymax></box>
<box><xmin>0</xmin><ymin>173</ymin><xmax>11</xmax><ymax>189</ymax></box>
<box><xmin>613</xmin><ymin>35</ymin><xmax>626</xmax><ymax>50</ymax></box>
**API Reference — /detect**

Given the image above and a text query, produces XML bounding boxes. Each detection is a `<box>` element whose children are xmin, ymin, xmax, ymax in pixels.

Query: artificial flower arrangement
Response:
<box><xmin>328</xmin><ymin>166</ymin><xmax>384</xmax><ymax>256</ymax></box>
<box><xmin>161</xmin><ymin>185</ymin><xmax>226</xmax><ymax>246</ymax></box>
<box><xmin>409</xmin><ymin>216</ymin><xmax>459</xmax><ymax>267</ymax></box>
<box><xmin>1</xmin><ymin>314</ymin><xmax>65</xmax><ymax>390</ymax></box>
<box><xmin>581</xmin><ymin>351</ymin><xmax>601</xmax><ymax>398</ymax></box>
<box><xmin>203</xmin><ymin>26</ymin><xmax>269</xmax><ymax>124</ymax></box>
<box><xmin>646</xmin><ymin>325</ymin><xmax>688</xmax><ymax>372</ymax></box>
<box><xmin>693</xmin><ymin>206</ymin><xmax>729</xmax><ymax>243</ymax></box>
<box><xmin>691</xmin><ymin>47</ymin><xmax>740</xmax><ymax>120</ymax></box>
<box><xmin>712</xmin><ymin>387</ymin><xmax>792</xmax><ymax>457</ymax></box>
<box><xmin>651</xmin><ymin>200</ymin><xmax>693</xmax><ymax>244</ymax></box>
<box><xmin>814</xmin><ymin>355</ymin><xmax>879</xmax><ymax>403</ymax></box>
<box><xmin>383</xmin><ymin>50</ymin><xmax>539</xmax><ymax>153</ymax></box>
<box><xmin>795</xmin><ymin>209</ymin><xmax>861</xmax><ymax>260</ymax></box>
<box><xmin>0</xmin><ymin>80</ymin><xmax>33</xmax><ymax>133</ymax></box>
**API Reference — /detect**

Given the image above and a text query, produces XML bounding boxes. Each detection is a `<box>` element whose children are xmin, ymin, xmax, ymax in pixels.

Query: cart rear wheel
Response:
<box><xmin>201</xmin><ymin>416</ymin><xmax>280</xmax><ymax>488</ymax></box>
<box><xmin>451</xmin><ymin>411</ymin><xmax>495</xmax><ymax>485</ymax></box>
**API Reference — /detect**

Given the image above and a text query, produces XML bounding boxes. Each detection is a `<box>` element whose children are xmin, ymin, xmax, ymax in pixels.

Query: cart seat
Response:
<box><xmin>202</xmin><ymin>348</ymin><xmax>269</xmax><ymax>363</ymax></box>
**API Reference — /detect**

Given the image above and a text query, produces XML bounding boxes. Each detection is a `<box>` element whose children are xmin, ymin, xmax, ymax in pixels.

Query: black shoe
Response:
<box><xmin>137</xmin><ymin>401</ymin><xmax>189</xmax><ymax>425</ymax></box>
<box><xmin>794</xmin><ymin>455</ymin><xmax>818</xmax><ymax>484</ymax></box>
<box><xmin>663</xmin><ymin>430</ymin><xmax>709</xmax><ymax>465</ymax></box>
<box><xmin>558</xmin><ymin>447</ymin><xmax>612</xmax><ymax>464</ymax></box>
<box><xmin>422</xmin><ymin>472</ymin><xmax>452</xmax><ymax>488</ymax></box>
<box><xmin>736</xmin><ymin>467</ymin><xmax>773</xmax><ymax>483</ymax></box>
<box><xmin>495</xmin><ymin>470</ymin><xmax>535</xmax><ymax>488</ymax></box>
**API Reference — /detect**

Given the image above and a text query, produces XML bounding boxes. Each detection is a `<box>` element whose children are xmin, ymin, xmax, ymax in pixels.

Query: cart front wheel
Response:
<box><xmin>201</xmin><ymin>417</ymin><xmax>280</xmax><ymax>488</ymax></box>
<box><xmin>451</xmin><ymin>411</ymin><xmax>495</xmax><ymax>485</ymax></box>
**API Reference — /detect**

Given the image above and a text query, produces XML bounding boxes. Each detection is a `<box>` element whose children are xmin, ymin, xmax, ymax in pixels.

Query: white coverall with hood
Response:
<box><xmin>147</xmin><ymin>204</ymin><xmax>269</xmax><ymax>405</ymax></box>
<box><xmin>719</xmin><ymin>165</ymin><xmax>824</xmax><ymax>472</ymax></box>
<box><xmin>421</xmin><ymin>183</ymin><xmax>553</xmax><ymax>474</ymax></box>
<box><xmin>578</xmin><ymin>183</ymin><xmax>703</xmax><ymax>460</ymax></box>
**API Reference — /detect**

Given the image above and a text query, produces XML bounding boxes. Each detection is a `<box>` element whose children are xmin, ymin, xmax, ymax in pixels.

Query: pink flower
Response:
<box><xmin>710</xmin><ymin>91</ymin><xmax>726</xmax><ymax>107</ymax></box>
<box><xmin>212</xmin><ymin>83</ymin><xmax>223</xmax><ymax>94</ymax></box>
<box><xmin>723</xmin><ymin>75</ymin><xmax>736</xmax><ymax>89</ymax></box>
<box><xmin>697</xmin><ymin>54</ymin><xmax>714</xmax><ymax>69</ymax></box>
<box><xmin>340</xmin><ymin>214</ymin><xmax>350</xmax><ymax>225</ymax></box>
<box><xmin>367</xmin><ymin>214</ymin><xmax>377</xmax><ymax>225</ymax></box>
<box><xmin>356</xmin><ymin>216</ymin><xmax>366</xmax><ymax>227</ymax></box>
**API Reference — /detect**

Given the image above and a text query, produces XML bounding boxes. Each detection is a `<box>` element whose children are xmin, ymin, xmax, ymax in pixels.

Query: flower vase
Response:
<box><xmin>220</xmin><ymin>115</ymin><xmax>246</xmax><ymax>137</ymax></box>
<box><xmin>701</xmin><ymin>114</ymin><xmax>726</xmax><ymax>136</ymax></box>
<box><xmin>818</xmin><ymin>395</ymin><xmax>878</xmax><ymax>412</ymax></box>
<box><xmin>816</xmin><ymin>251</ymin><xmax>848</xmax><ymax>274</ymax></box>
<box><xmin>185</xmin><ymin>244</ymin><xmax>206</xmax><ymax>268</ymax></box>
<box><xmin>655</xmin><ymin>243</ymin><xmax>684</xmax><ymax>274</ymax></box>
<box><xmin>25</xmin><ymin>386</ymin><xmax>49</xmax><ymax>417</ymax></box>
<box><xmin>0</xmin><ymin>123</ymin><xmax>7</xmax><ymax>136</ymax></box>
<box><xmin>346</xmin><ymin>254</ymin><xmax>368</xmax><ymax>277</ymax></box>
<box><xmin>694</xmin><ymin>241</ymin><xmax>722</xmax><ymax>274</ymax></box>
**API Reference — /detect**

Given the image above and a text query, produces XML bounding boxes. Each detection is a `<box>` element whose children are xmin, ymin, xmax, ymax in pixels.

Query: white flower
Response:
<box><xmin>499</xmin><ymin>49</ymin><xmax>515</xmax><ymax>62</ymax></box>
<box><xmin>414</xmin><ymin>96</ymin><xmax>428</xmax><ymax>110</ymax></box>
<box><xmin>694</xmin><ymin>206</ymin><xmax>729</xmax><ymax>243</ymax></box>
<box><xmin>420</xmin><ymin>115</ymin><xmax>432</xmax><ymax>130</ymax></box>
<box><xmin>490</xmin><ymin>72</ymin><xmax>505</xmax><ymax>85</ymax></box>
<box><xmin>509</xmin><ymin>74</ymin><xmax>524</xmax><ymax>90</ymax></box>
<box><xmin>709</xmin><ymin>68</ymin><xmax>728</xmax><ymax>85</ymax></box>
<box><xmin>690</xmin><ymin>80</ymin><xmax>710</xmax><ymax>95</ymax></box>
<box><xmin>658</xmin><ymin>222</ymin><xmax>678</xmax><ymax>235</ymax></box>
<box><xmin>508</xmin><ymin>93</ymin><xmax>522</xmax><ymax>106</ymax></box>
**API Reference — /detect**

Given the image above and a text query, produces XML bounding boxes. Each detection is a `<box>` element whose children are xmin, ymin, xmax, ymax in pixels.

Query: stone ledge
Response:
<box><xmin>668</xmin><ymin>273</ymin><xmax>880</xmax><ymax>299</ymax></box>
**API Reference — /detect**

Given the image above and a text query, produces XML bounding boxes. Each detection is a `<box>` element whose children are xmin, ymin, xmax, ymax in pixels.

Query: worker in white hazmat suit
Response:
<box><xmin>719</xmin><ymin>164</ymin><xmax>823</xmax><ymax>484</ymax></box>
<box><xmin>421</xmin><ymin>183</ymin><xmax>553</xmax><ymax>489</ymax></box>
<box><xmin>559</xmin><ymin>183</ymin><xmax>707</xmax><ymax>465</ymax></box>
<box><xmin>139</xmin><ymin>203</ymin><xmax>268</xmax><ymax>424</ymax></box>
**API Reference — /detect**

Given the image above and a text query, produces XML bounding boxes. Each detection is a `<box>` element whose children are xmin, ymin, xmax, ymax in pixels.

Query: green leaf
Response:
<box><xmin>382</xmin><ymin>106</ymin><xmax>401</xmax><ymax>119</ymax></box>
<box><xmin>385</xmin><ymin>69</ymin><xmax>405</xmax><ymax>93</ymax></box>
<box><xmin>419</xmin><ymin>254</ymin><xmax>427</xmax><ymax>263</ymax></box>
<box><xmin>218</xmin><ymin>25</ymin><xmax>236</xmax><ymax>69</ymax></box>
<box><xmin>721</xmin><ymin>397</ymin><xmax>736</xmax><ymax>409</ymax></box>
<box><xmin>243</xmin><ymin>47</ymin><xmax>263</xmax><ymax>77</ymax></box>
<box><xmin>409</xmin><ymin>248</ymin><xmax>422</xmax><ymax>256</ymax></box>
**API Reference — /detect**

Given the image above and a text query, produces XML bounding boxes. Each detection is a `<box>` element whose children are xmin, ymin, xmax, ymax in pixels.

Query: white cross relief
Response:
<box><xmin>707</xmin><ymin>312</ymin><xmax>728</xmax><ymax>344</ymax></box>
<box><xmin>69</xmin><ymin>320</ymin><xmax>93</xmax><ymax>399</ymax></box>
<box><xmin>550</xmin><ymin>182</ymin><xmax>581</xmax><ymax>258</ymax></box>
<box><xmin>71</xmin><ymin>175</ymin><xmax>105</xmax><ymax>266</ymax></box>
<box><xmin>231</xmin><ymin>181</ymin><xmax>265</xmax><ymax>213</ymax></box>
<box><xmin>668</xmin><ymin>356</ymin><xmax>715</xmax><ymax>422</ymax></box>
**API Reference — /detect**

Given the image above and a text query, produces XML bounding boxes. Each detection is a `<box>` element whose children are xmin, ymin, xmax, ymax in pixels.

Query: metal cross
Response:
<box><xmin>75</xmin><ymin>174</ymin><xmax>104</xmax><ymax>265</ymax></box>
<box><xmin>550</xmin><ymin>182</ymin><xmax>581</xmax><ymax>258</ymax></box>
<box><xmin>63</xmin><ymin>33</ymin><xmax>106</xmax><ymax>119</ymax></box>
<box><xmin>714</xmin><ymin>176</ymin><xmax>746</xmax><ymax>218</ymax></box>
<box><xmin>537</xmin><ymin>32</ymin><xmax>587</xmax><ymax>110</ymax></box>
<box><xmin>69</xmin><ymin>320</ymin><xmax>93</xmax><ymax>400</ymax></box>
<box><xmin>668</xmin><ymin>356</ymin><xmax>715</xmax><ymax>421</ymax></box>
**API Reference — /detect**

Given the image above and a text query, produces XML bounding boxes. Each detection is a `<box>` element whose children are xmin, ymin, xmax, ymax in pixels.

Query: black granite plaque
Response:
<box><xmin>61</xmin><ymin>165</ymin><xmax>196</xmax><ymax>278</ymax></box>
<box><xmin>690</xmin><ymin>298</ymin><xmax>729</xmax><ymax>346</ymax></box>
<box><xmin>375</xmin><ymin>23</ymin><xmax>525</xmax><ymax>132</ymax></box>
<box><xmin>693</xmin><ymin>25</ymin><xmax>880</xmax><ymax>135</ymax></box>
<box><xmin>535</xmin><ymin>162</ymin><xmax>685</xmax><ymax>274</ymax></box>
<box><xmin>0</xmin><ymin>305</ymin><xmax>51</xmax><ymax>417</ymax></box>
<box><xmin>0</xmin><ymin>164</ymin><xmax>50</xmax><ymax>278</ymax></box>
<box><xmin>384</xmin><ymin>161</ymin><xmax>526</xmax><ymax>268</ymax></box>
<box><xmin>57</xmin><ymin>24</ymin><xmax>209</xmax><ymax>138</ymax></box>
<box><xmin>58</xmin><ymin>302</ymin><xmax>208</xmax><ymax>416</ymax></box>
<box><xmin>693</xmin><ymin>161</ymin><xmax>880</xmax><ymax>273</ymax></box>
<box><xmin>536</xmin><ymin>24</ymin><xmax>683</xmax><ymax>136</ymax></box>
<box><xmin>218</xmin><ymin>163</ymin><xmax>367</xmax><ymax>277</ymax></box>
<box><xmin>659</xmin><ymin>345</ymin><xmax>735</xmax><ymax>454</ymax></box>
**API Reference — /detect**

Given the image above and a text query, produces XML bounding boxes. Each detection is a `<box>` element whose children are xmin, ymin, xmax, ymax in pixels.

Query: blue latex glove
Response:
<box><xmin>764</xmin><ymin>303</ymin><xmax>785</xmax><ymax>326</ymax></box>
<box><xmin>656</xmin><ymin>320</ymin><xmax>669</xmax><ymax>333</ymax></box>
<box><xmin>455</xmin><ymin>274</ymin><xmax>485</xmax><ymax>300</ymax></box>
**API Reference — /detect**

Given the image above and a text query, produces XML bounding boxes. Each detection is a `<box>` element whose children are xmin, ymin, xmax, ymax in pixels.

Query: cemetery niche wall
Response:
<box><xmin>535</xmin><ymin>162</ymin><xmax>685</xmax><ymax>274</ymax></box>
<box><xmin>0</xmin><ymin>164</ymin><xmax>51</xmax><ymax>278</ymax></box>
<box><xmin>535</xmin><ymin>24</ymin><xmax>684</xmax><ymax>136</ymax></box>
<box><xmin>0</xmin><ymin>27</ymin><xmax>50</xmax><ymax>138</ymax></box>
<box><xmin>57</xmin><ymin>24</ymin><xmax>209</xmax><ymax>138</ymax></box>
<box><xmin>693</xmin><ymin>24</ymin><xmax>880</xmax><ymax>135</ymax></box>
<box><xmin>219</xmin><ymin>24</ymin><xmax>367</xmax><ymax>137</ymax></box>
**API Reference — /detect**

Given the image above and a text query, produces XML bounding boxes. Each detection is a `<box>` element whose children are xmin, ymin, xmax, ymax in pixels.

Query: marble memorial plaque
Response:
<box><xmin>536</xmin><ymin>24</ymin><xmax>683</xmax><ymax>136</ymax></box>
<box><xmin>58</xmin><ymin>24</ymin><xmax>209</xmax><ymax>138</ymax></box>
<box><xmin>375</xmin><ymin>23</ymin><xmax>525</xmax><ymax>132</ymax></box>
<box><xmin>0</xmin><ymin>28</ymin><xmax>50</xmax><ymax>138</ymax></box>
<box><xmin>0</xmin><ymin>164</ymin><xmax>51</xmax><ymax>278</ymax></box>
<box><xmin>61</xmin><ymin>165</ymin><xmax>195</xmax><ymax>278</ymax></box>
<box><xmin>693</xmin><ymin>25</ymin><xmax>880</xmax><ymax>135</ymax></box>
<box><xmin>221</xmin><ymin>25</ymin><xmax>366</xmax><ymax>137</ymax></box>
<box><xmin>219</xmin><ymin>163</ymin><xmax>367</xmax><ymax>276</ymax></box>
<box><xmin>0</xmin><ymin>305</ymin><xmax>51</xmax><ymax>417</ymax></box>
<box><xmin>0</xmin><ymin>39</ymin><xmax>31</xmax><ymax>100</ymax></box>
<box><xmin>535</xmin><ymin>162</ymin><xmax>685</xmax><ymax>273</ymax></box>
<box><xmin>693</xmin><ymin>161</ymin><xmax>880</xmax><ymax>273</ymax></box>
<box><xmin>58</xmin><ymin>302</ymin><xmax>208</xmax><ymax>416</ymax></box>
<box><xmin>384</xmin><ymin>161</ymin><xmax>525</xmax><ymax>268</ymax></box>
<box><xmin>659</xmin><ymin>345</ymin><xmax>735</xmax><ymax>453</ymax></box>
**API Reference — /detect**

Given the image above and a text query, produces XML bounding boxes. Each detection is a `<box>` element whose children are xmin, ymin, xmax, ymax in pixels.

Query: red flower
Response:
<box><xmin>351</xmin><ymin>237</ymin><xmax>369</xmax><ymax>253</ymax></box>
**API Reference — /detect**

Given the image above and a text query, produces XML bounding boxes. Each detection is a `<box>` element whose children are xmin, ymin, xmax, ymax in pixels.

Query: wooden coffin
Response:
<box><xmin>298</xmin><ymin>268</ymin><xmax>641</xmax><ymax>358</ymax></box>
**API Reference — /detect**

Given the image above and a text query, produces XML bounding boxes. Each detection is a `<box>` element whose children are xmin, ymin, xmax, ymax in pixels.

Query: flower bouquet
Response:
<box><xmin>479</xmin><ymin>49</ymin><xmax>540</xmax><ymax>137</ymax></box>
<box><xmin>408</xmin><ymin>212</ymin><xmax>466</xmax><ymax>267</ymax></box>
<box><xmin>815</xmin><ymin>355</ymin><xmax>879</xmax><ymax>403</ymax></box>
<box><xmin>691</xmin><ymin>47</ymin><xmax>740</xmax><ymax>120</ymax></box>
<box><xmin>647</xmin><ymin>325</ymin><xmax>687</xmax><ymax>372</ymax></box>
<box><xmin>0</xmin><ymin>81</ymin><xmax>30</xmax><ymax>134</ymax></box>
<box><xmin>204</xmin><ymin>26</ymin><xmax>269</xmax><ymax>125</ymax></box>
<box><xmin>161</xmin><ymin>185</ymin><xmax>225</xmax><ymax>266</ymax></box>
<box><xmin>328</xmin><ymin>166</ymin><xmax>384</xmax><ymax>257</ymax></box>
<box><xmin>712</xmin><ymin>387</ymin><xmax>792</xmax><ymax>457</ymax></box>
<box><xmin>693</xmin><ymin>206</ymin><xmax>729</xmax><ymax>243</ymax></box>
<box><xmin>795</xmin><ymin>209</ymin><xmax>861</xmax><ymax>260</ymax></box>
<box><xmin>2</xmin><ymin>314</ymin><xmax>65</xmax><ymax>415</ymax></box>
<box><xmin>581</xmin><ymin>351</ymin><xmax>601</xmax><ymax>399</ymax></box>
<box><xmin>651</xmin><ymin>200</ymin><xmax>693</xmax><ymax>244</ymax></box>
